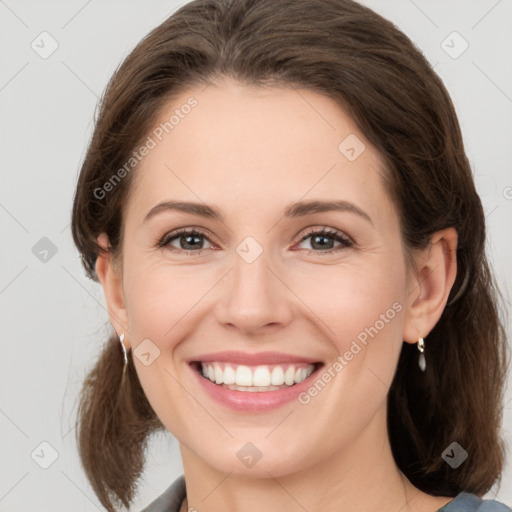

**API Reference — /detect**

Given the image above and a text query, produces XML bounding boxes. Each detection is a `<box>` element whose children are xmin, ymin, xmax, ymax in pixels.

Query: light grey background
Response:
<box><xmin>1</xmin><ymin>0</ymin><xmax>511</xmax><ymax>510</ymax></box>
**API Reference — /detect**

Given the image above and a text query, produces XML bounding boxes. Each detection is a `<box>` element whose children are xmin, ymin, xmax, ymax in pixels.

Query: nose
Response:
<box><xmin>214</xmin><ymin>245</ymin><xmax>293</xmax><ymax>336</ymax></box>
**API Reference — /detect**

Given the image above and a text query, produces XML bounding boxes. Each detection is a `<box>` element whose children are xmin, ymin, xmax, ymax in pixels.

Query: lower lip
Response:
<box><xmin>190</xmin><ymin>363</ymin><xmax>322</xmax><ymax>412</ymax></box>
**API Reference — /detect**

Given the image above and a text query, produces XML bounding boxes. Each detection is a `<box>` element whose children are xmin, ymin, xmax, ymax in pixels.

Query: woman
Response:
<box><xmin>71</xmin><ymin>0</ymin><xmax>510</xmax><ymax>510</ymax></box>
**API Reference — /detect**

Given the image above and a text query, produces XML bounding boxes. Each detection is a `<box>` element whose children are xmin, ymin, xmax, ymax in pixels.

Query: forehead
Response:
<box><xmin>127</xmin><ymin>80</ymin><xmax>397</xmax><ymax>228</ymax></box>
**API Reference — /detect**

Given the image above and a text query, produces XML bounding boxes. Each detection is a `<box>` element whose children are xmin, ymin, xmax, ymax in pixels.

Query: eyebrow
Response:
<box><xmin>143</xmin><ymin>199</ymin><xmax>373</xmax><ymax>225</ymax></box>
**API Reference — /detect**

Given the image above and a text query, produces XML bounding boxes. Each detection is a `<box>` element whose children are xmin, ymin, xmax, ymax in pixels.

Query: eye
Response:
<box><xmin>294</xmin><ymin>227</ymin><xmax>353</xmax><ymax>254</ymax></box>
<box><xmin>158</xmin><ymin>228</ymin><xmax>214</xmax><ymax>253</ymax></box>
<box><xmin>157</xmin><ymin>226</ymin><xmax>353</xmax><ymax>255</ymax></box>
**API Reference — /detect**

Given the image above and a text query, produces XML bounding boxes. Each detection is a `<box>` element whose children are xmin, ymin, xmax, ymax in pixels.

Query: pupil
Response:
<box><xmin>312</xmin><ymin>234</ymin><xmax>333</xmax><ymax>250</ymax></box>
<box><xmin>183</xmin><ymin>234</ymin><xmax>202</xmax><ymax>250</ymax></box>
<box><xmin>178</xmin><ymin>233</ymin><xmax>335</xmax><ymax>251</ymax></box>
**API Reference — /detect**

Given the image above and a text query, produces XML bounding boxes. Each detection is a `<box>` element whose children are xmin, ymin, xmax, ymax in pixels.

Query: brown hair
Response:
<box><xmin>71</xmin><ymin>0</ymin><xmax>510</xmax><ymax>510</ymax></box>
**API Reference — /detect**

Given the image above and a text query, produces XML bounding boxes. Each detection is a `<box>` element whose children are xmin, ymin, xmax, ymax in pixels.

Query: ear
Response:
<box><xmin>95</xmin><ymin>233</ymin><xmax>130</xmax><ymax>349</ymax></box>
<box><xmin>402</xmin><ymin>227</ymin><xmax>458</xmax><ymax>343</ymax></box>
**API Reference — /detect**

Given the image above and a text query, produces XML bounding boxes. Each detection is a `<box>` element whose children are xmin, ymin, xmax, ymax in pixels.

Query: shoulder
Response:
<box><xmin>140</xmin><ymin>475</ymin><xmax>186</xmax><ymax>512</ymax></box>
<box><xmin>138</xmin><ymin>481</ymin><xmax>512</xmax><ymax>512</ymax></box>
<box><xmin>439</xmin><ymin>492</ymin><xmax>511</xmax><ymax>511</ymax></box>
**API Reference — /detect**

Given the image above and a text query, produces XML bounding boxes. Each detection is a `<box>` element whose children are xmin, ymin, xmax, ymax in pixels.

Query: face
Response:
<box><xmin>105</xmin><ymin>79</ymin><xmax>418</xmax><ymax>477</ymax></box>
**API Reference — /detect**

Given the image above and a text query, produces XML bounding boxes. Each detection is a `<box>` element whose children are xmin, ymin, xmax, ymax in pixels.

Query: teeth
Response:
<box><xmin>223</xmin><ymin>384</ymin><xmax>289</xmax><ymax>392</ymax></box>
<box><xmin>284</xmin><ymin>366</ymin><xmax>295</xmax><ymax>385</ymax></box>
<box><xmin>253</xmin><ymin>366</ymin><xmax>271</xmax><ymax>386</ymax></box>
<box><xmin>199</xmin><ymin>362</ymin><xmax>315</xmax><ymax>389</ymax></box>
<box><xmin>223</xmin><ymin>365</ymin><xmax>235</xmax><ymax>385</ymax></box>
<box><xmin>271</xmin><ymin>366</ymin><xmax>285</xmax><ymax>386</ymax></box>
<box><xmin>235</xmin><ymin>365</ymin><xmax>253</xmax><ymax>386</ymax></box>
<box><xmin>214</xmin><ymin>364</ymin><xmax>223</xmax><ymax>384</ymax></box>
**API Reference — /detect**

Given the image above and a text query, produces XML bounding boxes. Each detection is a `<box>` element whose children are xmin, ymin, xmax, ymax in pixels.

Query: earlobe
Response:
<box><xmin>402</xmin><ymin>227</ymin><xmax>458</xmax><ymax>344</ymax></box>
<box><xmin>95</xmin><ymin>233</ymin><xmax>130</xmax><ymax>347</ymax></box>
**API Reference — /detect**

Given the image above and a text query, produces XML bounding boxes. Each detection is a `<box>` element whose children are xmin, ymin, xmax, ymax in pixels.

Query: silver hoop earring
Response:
<box><xmin>119</xmin><ymin>333</ymin><xmax>128</xmax><ymax>367</ymax></box>
<box><xmin>417</xmin><ymin>337</ymin><xmax>426</xmax><ymax>372</ymax></box>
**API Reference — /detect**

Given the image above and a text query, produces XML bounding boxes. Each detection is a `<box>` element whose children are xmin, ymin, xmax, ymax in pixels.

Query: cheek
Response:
<box><xmin>290</xmin><ymin>255</ymin><xmax>407</xmax><ymax>409</ymax></box>
<box><xmin>124</xmin><ymin>259</ymin><xmax>207</xmax><ymax>340</ymax></box>
<box><xmin>121</xmin><ymin>261</ymin><xmax>206</xmax><ymax>433</ymax></box>
<box><xmin>288</xmin><ymin>257</ymin><xmax>405</xmax><ymax>345</ymax></box>
<box><xmin>289</xmin><ymin>263</ymin><xmax>406</xmax><ymax>442</ymax></box>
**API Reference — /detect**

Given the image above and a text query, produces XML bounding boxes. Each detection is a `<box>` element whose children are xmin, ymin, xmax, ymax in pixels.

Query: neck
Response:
<box><xmin>178</xmin><ymin>406</ymin><xmax>427</xmax><ymax>512</ymax></box>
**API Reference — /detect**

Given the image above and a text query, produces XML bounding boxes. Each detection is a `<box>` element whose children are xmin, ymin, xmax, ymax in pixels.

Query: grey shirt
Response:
<box><xmin>141</xmin><ymin>475</ymin><xmax>511</xmax><ymax>512</ymax></box>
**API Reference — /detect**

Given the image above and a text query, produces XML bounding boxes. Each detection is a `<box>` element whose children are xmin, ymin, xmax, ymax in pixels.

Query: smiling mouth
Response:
<box><xmin>191</xmin><ymin>361</ymin><xmax>323</xmax><ymax>392</ymax></box>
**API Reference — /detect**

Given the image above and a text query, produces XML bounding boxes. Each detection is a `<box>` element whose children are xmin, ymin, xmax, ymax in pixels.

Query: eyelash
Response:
<box><xmin>157</xmin><ymin>226</ymin><xmax>354</xmax><ymax>255</ymax></box>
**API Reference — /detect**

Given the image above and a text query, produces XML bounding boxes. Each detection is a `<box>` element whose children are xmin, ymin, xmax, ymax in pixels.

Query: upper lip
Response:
<box><xmin>188</xmin><ymin>351</ymin><xmax>321</xmax><ymax>366</ymax></box>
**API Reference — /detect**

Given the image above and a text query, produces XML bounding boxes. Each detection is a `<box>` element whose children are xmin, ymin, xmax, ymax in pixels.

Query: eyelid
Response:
<box><xmin>158</xmin><ymin>225</ymin><xmax>354</xmax><ymax>256</ymax></box>
<box><xmin>293</xmin><ymin>225</ymin><xmax>354</xmax><ymax>252</ymax></box>
<box><xmin>158</xmin><ymin>226</ymin><xmax>216</xmax><ymax>249</ymax></box>
<box><xmin>296</xmin><ymin>225</ymin><xmax>353</xmax><ymax>244</ymax></box>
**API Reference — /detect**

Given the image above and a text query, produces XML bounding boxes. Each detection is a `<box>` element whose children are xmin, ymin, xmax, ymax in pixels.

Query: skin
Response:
<box><xmin>96</xmin><ymin>78</ymin><xmax>458</xmax><ymax>512</ymax></box>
